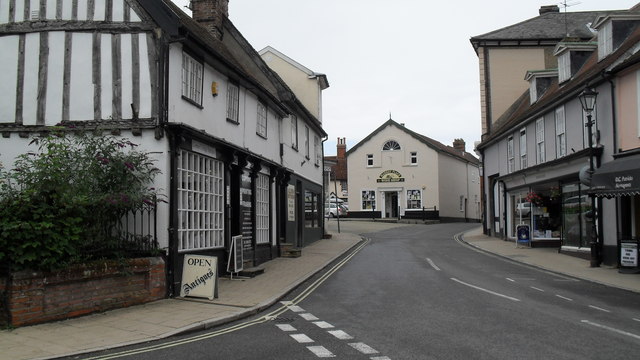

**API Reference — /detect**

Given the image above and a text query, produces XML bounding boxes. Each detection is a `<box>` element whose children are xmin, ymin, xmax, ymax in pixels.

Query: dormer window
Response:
<box><xmin>554</xmin><ymin>42</ymin><xmax>596</xmax><ymax>83</ymax></box>
<box><xmin>382</xmin><ymin>140</ymin><xmax>401</xmax><ymax>151</ymax></box>
<box><xmin>526</xmin><ymin>70</ymin><xmax>557</xmax><ymax>104</ymax></box>
<box><xmin>593</xmin><ymin>15</ymin><xmax>640</xmax><ymax>61</ymax></box>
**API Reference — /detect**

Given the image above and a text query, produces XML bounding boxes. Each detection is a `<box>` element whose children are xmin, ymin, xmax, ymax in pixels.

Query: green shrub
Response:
<box><xmin>0</xmin><ymin>129</ymin><xmax>161</xmax><ymax>272</ymax></box>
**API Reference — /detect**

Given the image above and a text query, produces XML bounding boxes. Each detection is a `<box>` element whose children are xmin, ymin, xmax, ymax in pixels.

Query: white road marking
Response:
<box><xmin>426</xmin><ymin>258</ymin><xmax>441</xmax><ymax>271</ymax></box>
<box><xmin>581</xmin><ymin>320</ymin><xmax>640</xmax><ymax>340</ymax></box>
<box><xmin>506</xmin><ymin>278</ymin><xmax>515</xmax><ymax>282</ymax></box>
<box><xmin>307</xmin><ymin>346</ymin><xmax>336</xmax><ymax>358</ymax></box>
<box><xmin>450</xmin><ymin>278</ymin><xmax>520</xmax><ymax>302</ymax></box>
<box><xmin>349</xmin><ymin>342</ymin><xmax>379</xmax><ymax>355</ymax></box>
<box><xmin>300</xmin><ymin>313</ymin><xmax>320</xmax><ymax>321</ymax></box>
<box><xmin>633</xmin><ymin>318</ymin><xmax>640</xmax><ymax>322</ymax></box>
<box><xmin>328</xmin><ymin>330</ymin><xmax>354</xmax><ymax>340</ymax></box>
<box><xmin>530</xmin><ymin>286</ymin><xmax>545</xmax><ymax>292</ymax></box>
<box><xmin>276</xmin><ymin>324</ymin><xmax>296</xmax><ymax>332</ymax></box>
<box><xmin>313</xmin><ymin>321</ymin><xmax>334</xmax><ymax>329</ymax></box>
<box><xmin>589</xmin><ymin>305</ymin><xmax>611</xmax><ymax>313</ymax></box>
<box><xmin>556</xmin><ymin>294</ymin><xmax>573</xmax><ymax>301</ymax></box>
<box><xmin>370</xmin><ymin>357</ymin><xmax>392</xmax><ymax>360</ymax></box>
<box><xmin>281</xmin><ymin>301</ymin><xmax>305</xmax><ymax>313</ymax></box>
<box><xmin>290</xmin><ymin>334</ymin><xmax>314</xmax><ymax>343</ymax></box>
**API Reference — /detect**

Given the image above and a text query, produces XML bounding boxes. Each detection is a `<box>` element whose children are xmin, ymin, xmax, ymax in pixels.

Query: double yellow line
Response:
<box><xmin>83</xmin><ymin>238</ymin><xmax>370</xmax><ymax>359</ymax></box>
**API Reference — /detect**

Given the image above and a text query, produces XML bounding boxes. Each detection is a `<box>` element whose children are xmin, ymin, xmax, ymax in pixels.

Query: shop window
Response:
<box><xmin>305</xmin><ymin>190</ymin><xmax>321</xmax><ymax>228</ymax></box>
<box><xmin>536</xmin><ymin>118</ymin><xmax>545</xmax><ymax>163</ymax></box>
<box><xmin>407</xmin><ymin>190</ymin><xmax>421</xmax><ymax>209</ymax></box>
<box><xmin>226</xmin><ymin>82</ymin><xmax>239</xmax><ymax>123</ymax></box>
<box><xmin>177</xmin><ymin>150</ymin><xmax>224</xmax><ymax>251</ymax></box>
<box><xmin>362</xmin><ymin>190</ymin><xmax>376</xmax><ymax>210</ymax></box>
<box><xmin>182</xmin><ymin>52</ymin><xmax>203</xmax><ymax>106</ymax></box>
<box><xmin>256</xmin><ymin>102</ymin><xmax>267</xmax><ymax>138</ymax></box>
<box><xmin>562</xmin><ymin>183</ymin><xmax>594</xmax><ymax>248</ymax></box>
<box><xmin>507</xmin><ymin>136</ymin><xmax>514</xmax><ymax>173</ymax></box>
<box><xmin>256</xmin><ymin>173</ymin><xmax>270</xmax><ymax>244</ymax></box>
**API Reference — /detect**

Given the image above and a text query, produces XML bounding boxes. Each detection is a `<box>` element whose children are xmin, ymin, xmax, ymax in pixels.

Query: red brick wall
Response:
<box><xmin>1</xmin><ymin>257</ymin><xmax>165</xmax><ymax>327</ymax></box>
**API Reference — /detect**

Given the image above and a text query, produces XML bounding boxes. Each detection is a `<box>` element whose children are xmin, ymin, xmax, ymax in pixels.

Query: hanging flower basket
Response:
<box><xmin>525</xmin><ymin>191</ymin><xmax>544</xmax><ymax>206</ymax></box>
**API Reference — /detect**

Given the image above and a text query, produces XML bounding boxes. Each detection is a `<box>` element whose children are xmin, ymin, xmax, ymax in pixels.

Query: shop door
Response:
<box><xmin>391</xmin><ymin>193</ymin><xmax>398</xmax><ymax>217</ymax></box>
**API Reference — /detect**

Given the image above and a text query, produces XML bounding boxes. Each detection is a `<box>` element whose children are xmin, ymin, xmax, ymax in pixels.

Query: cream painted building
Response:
<box><xmin>346</xmin><ymin>120</ymin><xmax>481</xmax><ymax>221</ymax></box>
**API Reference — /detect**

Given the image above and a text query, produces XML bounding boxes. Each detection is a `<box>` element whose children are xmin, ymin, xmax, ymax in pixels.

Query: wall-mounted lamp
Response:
<box><xmin>211</xmin><ymin>81</ymin><xmax>218</xmax><ymax>97</ymax></box>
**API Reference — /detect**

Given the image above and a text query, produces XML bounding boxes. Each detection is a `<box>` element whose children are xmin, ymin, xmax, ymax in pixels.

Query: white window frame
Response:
<box><xmin>256</xmin><ymin>102</ymin><xmax>267</xmax><ymax>138</ymax></box>
<box><xmin>598</xmin><ymin>21</ymin><xmax>613</xmax><ymax>61</ymax></box>
<box><xmin>555</xmin><ymin>106</ymin><xmax>566</xmax><ymax>158</ymax></box>
<box><xmin>366</xmin><ymin>154</ymin><xmax>373</xmax><ymax>167</ymax></box>
<box><xmin>255</xmin><ymin>173</ymin><xmax>270</xmax><ymax>245</ymax></box>
<box><xmin>314</xmin><ymin>136</ymin><xmax>320</xmax><ymax>166</ymax></box>
<box><xmin>226</xmin><ymin>82</ymin><xmax>239</xmax><ymax>123</ymax></box>
<box><xmin>507</xmin><ymin>136</ymin><xmax>514</xmax><ymax>173</ymax></box>
<box><xmin>182</xmin><ymin>52</ymin><xmax>203</xmax><ymax>105</ymax></box>
<box><xmin>536</xmin><ymin>118</ymin><xmax>545</xmax><ymax>163</ymax></box>
<box><xmin>304</xmin><ymin>125</ymin><xmax>310</xmax><ymax>159</ymax></box>
<box><xmin>558</xmin><ymin>52</ymin><xmax>571</xmax><ymax>82</ymax></box>
<box><xmin>529</xmin><ymin>79</ymin><xmax>537</xmax><ymax>104</ymax></box>
<box><xmin>406</xmin><ymin>190</ymin><xmax>422</xmax><ymax>209</ymax></box>
<box><xmin>291</xmin><ymin>115</ymin><xmax>298</xmax><ymax>150</ymax></box>
<box><xmin>519</xmin><ymin>128</ymin><xmax>527</xmax><ymax>169</ymax></box>
<box><xmin>410</xmin><ymin>151</ymin><xmax>418</xmax><ymax>164</ymax></box>
<box><xmin>382</xmin><ymin>140</ymin><xmax>401</xmax><ymax>151</ymax></box>
<box><xmin>177</xmin><ymin>150</ymin><xmax>224</xmax><ymax>252</ymax></box>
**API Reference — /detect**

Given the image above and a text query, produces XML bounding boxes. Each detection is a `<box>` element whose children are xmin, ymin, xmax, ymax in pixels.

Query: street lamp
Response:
<box><xmin>578</xmin><ymin>87</ymin><xmax>599</xmax><ymax>267</ymax></box>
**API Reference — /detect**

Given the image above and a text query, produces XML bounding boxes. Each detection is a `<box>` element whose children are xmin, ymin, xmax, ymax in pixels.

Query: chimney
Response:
<box><xmin>191</xmin><ymin>0</ymin><xmax>229</xmax><ymax>39</ymax></box>
<box><xmin>337</xmin><ymin>137</ymin><xmax>347</xmax><ymax>159</ymax></box>
<box><xmin>453</xmin><ymin>138</ymin><xmax>466</xmax><ymax>152</ymax></box>
<box><xmin>539</xmin><ymin>5</ymin><xmax>560</xmax><ymax>15</ymax></box>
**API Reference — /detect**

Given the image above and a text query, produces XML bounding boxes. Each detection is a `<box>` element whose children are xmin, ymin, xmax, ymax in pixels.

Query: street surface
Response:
<box><xmin>71</xmin><ymin>221</ymin><xmax>640</xmax><ymax>359</ymax></box>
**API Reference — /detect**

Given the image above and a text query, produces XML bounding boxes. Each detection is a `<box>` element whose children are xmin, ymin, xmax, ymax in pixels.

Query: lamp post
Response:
<box><xmin>578</xmin><ymin>87</ymin><xmax>599</xmax><ymax>267</ymax></box>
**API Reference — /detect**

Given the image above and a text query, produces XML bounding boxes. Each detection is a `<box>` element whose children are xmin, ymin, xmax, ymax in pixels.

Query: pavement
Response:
<box><xmin>1</xmin><ymin>222</ymin><xmax>639</xmax><ymax>360</ymax></box>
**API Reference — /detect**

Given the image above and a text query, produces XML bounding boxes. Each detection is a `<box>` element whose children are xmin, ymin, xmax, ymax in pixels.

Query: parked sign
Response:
<box><xmin>621</xmin><ymin>243</ymin><xmax>638</xmax><ymax>267</ymax></box>
<box><xmin>181</xmin><ymin>255</ymin><xmax>218</xmax><ymax>300</ymax></box>
<box><xmin>516</xmin><ymin>224</ymin><xmax>530</xmax><ymax>247</ymax></box>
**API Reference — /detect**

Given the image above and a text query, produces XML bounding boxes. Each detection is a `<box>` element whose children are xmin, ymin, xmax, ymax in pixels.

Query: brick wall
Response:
<box><xmin>191</xmin><ymin>0</ymin><xmax>229</xmax><ymax>39</ymax></box>
<box><xmin>1</xmin><ymin>257</ymin><xmax>165</xmax><ymax>327</ymax></box>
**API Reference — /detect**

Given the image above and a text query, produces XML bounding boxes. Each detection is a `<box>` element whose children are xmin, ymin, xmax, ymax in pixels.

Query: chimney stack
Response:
<box><xmin>453</xmin><ymin>138</ymin><xmax>466</xmax><ymax>152</ymax></box>
<box><xmin>191</xmin><ymin>0</ymin><xmax>229</xmax><ymax>39</ymax></box>
<box><xmin>539</xmin><ymin>5</ymin><xmax>560</xmax><ymax>15</ymax></box>
<box><xmin>337</xmin><ymin>137</ymin><xmax>347</xmax><ymax>159</ymax></box>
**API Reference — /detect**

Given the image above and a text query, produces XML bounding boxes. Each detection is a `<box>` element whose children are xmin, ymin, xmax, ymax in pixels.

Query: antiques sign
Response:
<box><xmin>180</xmin><ymin>255</ymin><xmax>218</xmax><ymax>300</ymax></box>
<box><xmin>287</xmin><ymin>185</ymin><xmax>296</xmax><ymax>221</ymax></box>
<box><xmin>377</xmin><ymin>170</ymin><xmax>405</xmax><ymax>183</ymax></box>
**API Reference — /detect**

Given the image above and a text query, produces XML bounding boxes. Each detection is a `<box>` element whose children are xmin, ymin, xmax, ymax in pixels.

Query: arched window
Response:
<box><xmin>382</xmin><ymin>140</ymin><xmax>401</xmax><ymax>151</ymax></box>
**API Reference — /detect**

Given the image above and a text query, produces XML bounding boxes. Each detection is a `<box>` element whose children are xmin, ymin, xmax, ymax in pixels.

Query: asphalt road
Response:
<box><xmin>73</xmin><ymin>221</ymin><xmax>640</xmax><ymax>359</ymax></box>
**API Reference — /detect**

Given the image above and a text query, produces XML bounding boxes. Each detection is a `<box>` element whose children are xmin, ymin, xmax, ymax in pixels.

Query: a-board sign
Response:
<box><xmin>621</xmin><ymin>242</ymin><xmax>638</xmax><ymax>267</ymax></box>
<box><xmin>516</xmin><ymin>225</ymin><xmax>530</xmax><ymax>246</ymax></box>
<box><xmin>180</xmin><ymin>254</ymin><xmax>218</xmax><ymax>300</ymax></box>
<box><xmin>227</xmin><ymin>235</ymin><xmax>244</xmax><ymax>274</ymax></box>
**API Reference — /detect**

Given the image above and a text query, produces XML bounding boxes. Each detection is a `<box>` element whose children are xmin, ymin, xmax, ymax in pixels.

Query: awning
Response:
<box><xmin>590</xmin><ymin>156</ymin><xmax>640</xmax><ymax>198</ymax></box>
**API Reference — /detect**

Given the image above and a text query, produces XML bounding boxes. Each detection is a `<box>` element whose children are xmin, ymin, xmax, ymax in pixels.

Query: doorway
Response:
<box><xmin>384</xmin><ymin>191</ymin><xmax>399</xmax><ymax>218</ymax></box>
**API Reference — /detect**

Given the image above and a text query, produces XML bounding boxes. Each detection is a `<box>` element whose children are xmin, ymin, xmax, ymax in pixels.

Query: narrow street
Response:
<box><xmin>73</xmin><ymin>221</ymin><xmax>640</xmax><ymax>360</ymax></box>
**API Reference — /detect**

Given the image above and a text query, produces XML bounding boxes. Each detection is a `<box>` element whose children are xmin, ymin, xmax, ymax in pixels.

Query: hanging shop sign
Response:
<box><xmin>287</xmin><ymin>185</ymin><xmax>296</xmax><ymax>221</ymax></box>
<box><xmin>377</xmin><ymin>170</ymin><xmax>405</xmax><ymax>183</ymax></box>
<box><xmin>181</xmin><ymin>255</ymin><xmax>218</xmax><ymax>300</ymax></box>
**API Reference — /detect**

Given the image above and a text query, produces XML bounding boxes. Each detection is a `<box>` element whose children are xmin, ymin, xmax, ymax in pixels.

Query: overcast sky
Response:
<box><xmin>171</xmin><ymin>0</ymin><xmax>637</xmax><ymax>155</ymax></box>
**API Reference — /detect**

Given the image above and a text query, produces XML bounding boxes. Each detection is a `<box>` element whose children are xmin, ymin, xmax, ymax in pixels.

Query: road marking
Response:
<box><xmin>506</xmin><ymin>278</ymin><xmax>515</xmax><ymax>282</ymax></box>
<box><xmin>633</xmin><ymin>318</ymin><xmax>640</xmax><ymax>322</ymax></box>
<box><xmin>328</xmin><ymin>330</ymin><xmax>354</xmax><ymax>340</ymax></box>
<box><xmin>281</xmin><ymin>302</ymin><xmax>305</xmax><ymax>313</ymax></box>
<box><xmin>589</xmin><ymin>305</ymin><xmax>611</xmax><ymax>313</ymax></box>
<box><xmin>450</xmin><ymin>278</ymin><xmax>520</xmax><ymax>302</ymax></box>
<box><xmin>530</xmin><ymin>286</ymin><xmax>545</xmax><ymax>292</ymax></box>
<box><xmin>426</xmin><ymin>258</ymin><xmax>441</xmax><ymax>271</ymax></box>
<box><xmin>370</xmin><ymin>357</ymin><xmax>392</xmax><ymax>360</ymax></box>
<box><xmin>313</xmin><ymin>321</ymin><xmax>334</xmax><ymax>329</ymax></box>
<box><xmin>276</xmin><ymin>324</ymin><xmax>296</xmax><ymax>332</ymax></box>
<box><xmin>556</xmin><ymin>294</ymin><xmax>573</xmax><ymax>301</ymax></box>
<box><xmin>307</xmin><ymin>346</ymin><xmax>335</xmax><ymax>358</ymax></box>
<box><xmin>581</xmin><ymin>320</ymin><xmax>640</xmax><ymax>340</ymax></box>
<box><xmin>349</xmin><ymin>342</ymin><xmax>379</xmax><ymax>354</ymax></box>
<box><xmin>300</xmin><ymin>313</ymin><xmax>319</xmax><ymax>321</ymax></box>
<box><xmin>291</xmin><ymin>334</ymin><xmax>314</xmax><ymax>343</ymax></box>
